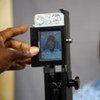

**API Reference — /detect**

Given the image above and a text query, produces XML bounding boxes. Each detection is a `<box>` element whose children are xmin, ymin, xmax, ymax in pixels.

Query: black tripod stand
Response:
<box><xmin>43</xmin><ymin>9</ymin><xmax>80</xmax><ymax>100</ymax></box>
<box><xmin>44</xmin><ymin>65</ymin><xmax>79</xmax><ymax>100</ymax></box>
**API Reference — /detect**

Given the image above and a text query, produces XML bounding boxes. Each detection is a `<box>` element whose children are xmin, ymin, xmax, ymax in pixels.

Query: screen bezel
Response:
<box><xmin>30</xmin><ymin>26</ymin><xmax>66</xmax><ymax>67</ymax></box>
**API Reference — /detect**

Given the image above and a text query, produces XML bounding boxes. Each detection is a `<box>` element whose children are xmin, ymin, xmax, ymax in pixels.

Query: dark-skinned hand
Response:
<box><xmin>0</xmin><ymin>25</ymin><xmax>39</xmax><ymax>73</ymax></box>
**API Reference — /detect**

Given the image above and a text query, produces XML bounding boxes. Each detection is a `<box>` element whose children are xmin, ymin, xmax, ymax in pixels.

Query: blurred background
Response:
<box><xmin>0</xmin><ymin>0</ymin><xmax>100</xmax><ymax>100</ymax></box>
<box><xmin>0</xmin><ymin>0</ymin><xmax>14</xmax><ymax>100</ymax></box>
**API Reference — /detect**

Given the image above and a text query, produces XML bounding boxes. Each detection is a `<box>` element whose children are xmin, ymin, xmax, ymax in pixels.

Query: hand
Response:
<box><xmin>0</xmin><ymin>25</ymin><xmax>39</xmax><ymax>73</ymax></box>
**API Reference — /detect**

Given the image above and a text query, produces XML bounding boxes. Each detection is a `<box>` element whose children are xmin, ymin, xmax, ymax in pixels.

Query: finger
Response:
<box><xmin>5</xmin><ymin>38</ymin><xmax>30</xmax><ymax>50</ymax></box>
<box><xmin>6</xmin><ymin>39</ymin><xmax>40</xmax><ymax>57</ymax></box>
<box><xmin>8</xmin><ymin>62</ymin><xmax>26</xmax><ymax>70</ymax></box>
<box><xmin>8</xmin><ymin>47</ymin><xmax>39</xmax><ymax>61</ymax></box>
<box><xmin>18</xmin><ymin>58</ymin><xmax>32</xmax><ymax>65</ymax></box>
<box><xmin>0</xmin><ymin>25</ymin><xmax>28</xmax><ymax>42</ymax></box>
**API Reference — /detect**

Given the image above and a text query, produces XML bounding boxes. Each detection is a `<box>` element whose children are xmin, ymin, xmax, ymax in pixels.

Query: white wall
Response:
<box><xmin>13</xmin><ymin>0</ymin><xmax>100</xmax><ymax>100</ymax></box>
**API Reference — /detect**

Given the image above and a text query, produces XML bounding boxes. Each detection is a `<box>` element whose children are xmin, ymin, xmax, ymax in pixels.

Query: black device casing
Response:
<box><xmin>30</xmin><ymin>26</ymin><xmax>66</xmax><ymax>67</ymax></box>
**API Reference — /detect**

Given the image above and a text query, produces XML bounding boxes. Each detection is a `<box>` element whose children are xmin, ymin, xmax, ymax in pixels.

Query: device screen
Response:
<box><xmin>38</xmin><ymin>30</ymin><xmax>62</xmax><ymax>61</ymax></box>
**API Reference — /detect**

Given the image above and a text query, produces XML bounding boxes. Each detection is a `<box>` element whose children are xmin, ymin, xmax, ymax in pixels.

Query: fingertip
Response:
<box><xmin>15</xmin><ymin>25</ymin><xmax>29</xmax><ymax>33</ymax></box>
<box><xmin>29</xmin><ymin>47</ymin><xmax>39</xmax><ymax>56</ymax></box>
<box><xmin>19</xmin><ymin>25</ymin><xmax>29</xmax><ymax>32</ymax></box>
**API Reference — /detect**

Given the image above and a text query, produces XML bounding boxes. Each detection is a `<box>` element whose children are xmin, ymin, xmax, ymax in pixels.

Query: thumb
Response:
<box><xmin>9</xmin><ymin>47</ymin><xmax>39</xmax><ymax>61</ymax></box>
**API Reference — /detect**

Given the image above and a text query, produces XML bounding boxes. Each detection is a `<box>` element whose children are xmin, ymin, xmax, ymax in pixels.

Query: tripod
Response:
<box><xmin>43</xmin><ymin>9</ymin><xmax>80</xmax><ymax>100</ymax></box>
